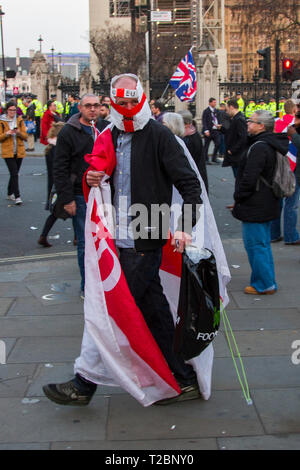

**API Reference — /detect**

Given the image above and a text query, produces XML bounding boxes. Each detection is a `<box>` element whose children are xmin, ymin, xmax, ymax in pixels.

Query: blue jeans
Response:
<box><xmin>242</xmin><ymin>222</ymin><xmax>277</xmax><ymax>293</ymax></box>
<box><xmin>270</xmin><ymin>181</ymin><xmax>300</xmax><ymax>243</ymax></box>
<box><xmin>72</xmin><ymin>195</ymin><xmax>86</xmax><ymax>292</ymax></box>
<box><xmin>119</xmin><ymin>247</ymin><xmax>197</xmax><ymax>386</ymax></box>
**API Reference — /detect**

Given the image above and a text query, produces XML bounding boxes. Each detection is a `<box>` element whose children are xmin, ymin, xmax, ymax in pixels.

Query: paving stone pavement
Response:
<box><xmin>0</xmin><ymin>239</ymin><xmax>300</xmax><ymax>451</ymax></box>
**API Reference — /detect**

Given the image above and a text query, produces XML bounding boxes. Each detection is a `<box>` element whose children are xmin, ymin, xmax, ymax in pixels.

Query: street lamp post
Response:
<box><xmin>50</xmin><ymin>46</ymin><xmax>55</xmax><ymax>73</ymax></box>
<box><xmin>0</xmin><ymin>5</ymin><xmax>6</xmax><ymax>101</ymax></box>
<box><xmin>58</xmin><ymin>52</ymin><xmax>62</xmax><ymax>74</ymax></box>
<box><xmin>38</xmin><ymin>35</ymin><xmax>43</xmax><ymax>53</ymax></box>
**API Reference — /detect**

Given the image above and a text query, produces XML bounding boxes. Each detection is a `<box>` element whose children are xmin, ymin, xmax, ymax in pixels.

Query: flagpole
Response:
<box><xmin>160</xmin><ymin>82</ymin><xmax>170</xmax><ymax>101</ymax></box>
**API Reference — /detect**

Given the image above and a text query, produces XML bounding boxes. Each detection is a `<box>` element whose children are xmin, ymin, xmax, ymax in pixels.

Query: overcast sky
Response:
<box><xmin>1</xmin><ymin>0</ymin><xmax>90</xmax><ymax>57</ymax></box>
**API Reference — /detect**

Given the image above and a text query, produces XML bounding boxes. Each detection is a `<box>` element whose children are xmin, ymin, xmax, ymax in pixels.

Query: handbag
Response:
<box><xmin>173</xmin><ymin>248</ymin><xmax>220</xmax><ymax>361</ymax></box>
<box><xmin>24</xmin><ymin>120</ymin><xmax>36</xmax><ymax>134</ymax></box>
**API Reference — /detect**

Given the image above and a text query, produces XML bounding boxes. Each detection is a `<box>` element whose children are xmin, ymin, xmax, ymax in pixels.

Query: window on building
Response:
<box><xmin>230</xmin><ymin>63</ymin><xmax>242</xmax><ymax>81</ymax></box>
<box><xmin>287</xmin><ymin>39</ymin><xmax>298</xmax><ymax>52</ymax></box>
<box><xmin>230</xmin><ymin>33</ymin><xmax>242</xmax><ymax>53</ymax></box>
<box><xmin>110</xmin><ymin>0</ymin><xmax>130</xmax><ymax>16</ymax></box>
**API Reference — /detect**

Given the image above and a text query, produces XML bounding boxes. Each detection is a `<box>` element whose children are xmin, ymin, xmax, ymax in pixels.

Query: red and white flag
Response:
<box><xmin>74</xmin><ymin>125</ymin><xmax>230</xmax><ymax>405</ymax></box>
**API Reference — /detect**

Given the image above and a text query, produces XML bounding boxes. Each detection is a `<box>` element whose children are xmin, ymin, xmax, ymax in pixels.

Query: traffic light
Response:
<box><xmin>257</xmin><ymin>47</ymin><xmax>271</xmax><ymax>81</ymax></box>
<box><xmin>282</xmin><ymin>58</ymin><xmax>294</xmax><ymax>80</ymax></box>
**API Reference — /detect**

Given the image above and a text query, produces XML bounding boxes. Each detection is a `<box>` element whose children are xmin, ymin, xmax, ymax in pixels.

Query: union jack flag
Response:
<box><xmin>169</xmin><ymin>49</ymin><xmax>197</xmax><ymax>102</ymax></box>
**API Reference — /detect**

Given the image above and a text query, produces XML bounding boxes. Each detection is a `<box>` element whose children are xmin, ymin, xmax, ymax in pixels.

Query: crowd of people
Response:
<box><xmin>1</xmin><ymin>78</ymin><xmax>299</xmax><ymax>407</ymax></box>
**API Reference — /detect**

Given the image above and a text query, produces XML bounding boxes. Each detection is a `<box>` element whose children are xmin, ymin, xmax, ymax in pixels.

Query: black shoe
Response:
<box><xmin>154</xmin><ymin>383</ymin><xmax>201</xmax><ymax>406</ymax></box>
<box><xmin>43</xmin><ymin>377</ymin><xmax>96</xmax><ymax>406</ymax></box>
<box><xmin>38</xmin><ymin>235</ymin><xmax>52</xmax><ymax>248</ymax></box>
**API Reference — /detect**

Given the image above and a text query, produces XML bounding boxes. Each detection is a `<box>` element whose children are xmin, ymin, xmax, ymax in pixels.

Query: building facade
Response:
<box><xmin>89</xmin><ymin>1</ymin><xmax>300</xmax><ymax>83</ymax></box>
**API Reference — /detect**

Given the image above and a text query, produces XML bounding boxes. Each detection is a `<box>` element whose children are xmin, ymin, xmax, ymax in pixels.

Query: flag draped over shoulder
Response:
<box><xmin>275</xmin><ymin>115</ymin><xmax>297</xmax><ymax>171</ymax></box>
<box><xmin>169</xmin><ymin>49</ymin><xmax>197</xmax><ymax>102</ymax></box>
<box><xmin>159</xmin><ymin>136</ymin><xmax>231</xmax><ymax>400</ymax></box>
<box><xmin>75</xmin><ymin>124</ymin><xmax>230</xmax><ymax>405</ymax></box>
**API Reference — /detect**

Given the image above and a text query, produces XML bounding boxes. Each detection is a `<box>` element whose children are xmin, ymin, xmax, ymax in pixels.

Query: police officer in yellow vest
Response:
<box><xmin>17</xmin><ymin>96</ymin><xmax>23</xmax><ymax>109</ymax></box>
<box><xmin>17</xmin><ymin>96</ymin><xmax>28</xmax><ymax>116</ymax></box>
<box><xmin>31</xmin><ymin>94</ymin><xmax>43</xmax><ymax>139</ymax></box>
<box><xmin>64</xmin><ymin>100</ymin><xmax>70</xmax><ymax>120</ymax></box>
<box><xmin>267</xmin><ymin>97</ymin><xmax>277</xmax><ymax>117</ymax></box>
<box><xmin>255</xmin><ymin>98</ymin><xmax>268</xmax><ymax>111</ymax></box>
<box><xmin>43</xmin><ymin>93</ymin><xmax>64</xmax><ymax>115</ymax></box>
<box><xmin>236</xmin><ymin>92</ymin><xmax>245</xmax><ymax>114</ymax></box>
<box><xmin>245</xmin><ymin>99</ymin><xmax>256</xmax><ymax>118</ymax></box>
<box><xmin>279</xmin><ymin>97</ymin><xmax>286</xmax><ymax>118</ymax></box>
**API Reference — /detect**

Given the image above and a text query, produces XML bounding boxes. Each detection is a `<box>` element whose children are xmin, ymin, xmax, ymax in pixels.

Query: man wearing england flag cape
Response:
<box><xmin>43</xmin><ymin>74</ymin><xmax>230</xmax><ymax>407</ymax></box>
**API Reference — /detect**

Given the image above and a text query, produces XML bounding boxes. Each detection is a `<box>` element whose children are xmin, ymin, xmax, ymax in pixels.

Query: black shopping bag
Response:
<box><xmin>49</xmin><ymin>185</ymin><xmax>70</xmax><ymax>220</ymax></box>
<box><xmin>174</xmin><ymin>248</ymin><xmax>220</xmax><ymax>361</ymax></box>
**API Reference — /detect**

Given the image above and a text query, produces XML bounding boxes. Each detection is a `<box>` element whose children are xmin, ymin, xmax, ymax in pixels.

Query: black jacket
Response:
<box><xmin>232</xmin><ymin>131</ymin><xmax>289</xmax><ymax>223</ymax></box>
<box><xmin>111</xmin><ymin>119</ymin><xmax>202</xmax><ymax>251</ymax></box>
<box><xmin>53</xmin><ymin>113</ymin><xmax>108</xmax><ymax>204</ymax></box>
<box><xmin>221</xmin><ymin>111</ymin><xmax>248</xmax><ymax>167</ymax></box>
<box><xmin>202</xmin><ymin>106</ymin><xmax>221</xmax><ymax>134</ymax></box>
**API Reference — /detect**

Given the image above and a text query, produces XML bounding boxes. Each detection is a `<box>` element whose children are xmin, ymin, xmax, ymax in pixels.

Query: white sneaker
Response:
<box><xmin>7</xmin><ymin>194</ymin><xmax>15</xmax><ymax>201</ymax></box>
<box><xmin>15</xmin><ymin>197</ymin><xmax>23</xmax><ymax>205</ymax></box>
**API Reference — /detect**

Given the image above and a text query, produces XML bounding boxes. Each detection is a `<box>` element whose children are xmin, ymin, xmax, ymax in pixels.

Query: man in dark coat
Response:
<box><xmin>202</xmin><ymin>97</ymin><xmax>221</xmax><ymax>164</ymax></box>
<box><xmin>53</xmin><ymin>94</ymin><xmax>108</xmax><ymax>297</ymax></box>
<box><xmin>221</xmin><ymin>99</ymin><xmax>248</xmax><ymax>178</ymax></box>
<box><xmin>232</xmin><ymin>109</ymin><xmax>289</xmax><ymax>296</ymax></box>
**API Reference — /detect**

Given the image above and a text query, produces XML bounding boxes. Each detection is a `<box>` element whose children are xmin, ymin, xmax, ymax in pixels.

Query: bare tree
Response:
<box><xmin>90</xmin><ymin>24</ymin><xmax>146</xmax><ymax>81</ymax></box>
<box><xmin>228</xmin><ymin>0</ymin><xmax>300</xmax><ymax>41</ymax></box>
<box><xmin>151</xmin><ymin>34</ymin><xmax>190</xmax><ymax>82</ymax></box>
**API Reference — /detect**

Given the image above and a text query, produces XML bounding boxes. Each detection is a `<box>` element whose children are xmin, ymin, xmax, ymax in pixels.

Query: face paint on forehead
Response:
<box><xmin>111</xmin><ymin>88</ymin><xmax>138</xmax><ymax>99</ymax></box>
<box><xmin>110</xmin><ymin>74</ymin><xmax>152</xmax><ymax>132</ymax></box>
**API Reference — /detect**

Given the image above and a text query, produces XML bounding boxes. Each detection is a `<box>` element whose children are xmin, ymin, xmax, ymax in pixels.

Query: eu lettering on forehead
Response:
<box><xmin>112</xmin><ymin>88</ymin><xmax>138</xmax><ymax>99</ymax></box>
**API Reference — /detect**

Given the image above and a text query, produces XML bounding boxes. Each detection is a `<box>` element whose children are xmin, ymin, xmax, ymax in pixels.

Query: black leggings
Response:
<box><xmin>41</xmin><ymin>213</ymin><xmax>57</xmax><ymax>237</ymax></box>
<box><xmin>4</xmin><ymin>156</ymin><xmax>23</xmax><ymax>198</ymax></box>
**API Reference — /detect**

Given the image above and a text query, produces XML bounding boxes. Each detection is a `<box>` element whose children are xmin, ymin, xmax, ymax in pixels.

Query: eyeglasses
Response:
<box><xmin>247</xmin><ymin>119</ymin><xmax>261</xmax><ymax>124</ymax></box>
<box><xmin>82</xmin><ymin>103</ymin><xmax>101</xmax><ymax>109</ymax></box>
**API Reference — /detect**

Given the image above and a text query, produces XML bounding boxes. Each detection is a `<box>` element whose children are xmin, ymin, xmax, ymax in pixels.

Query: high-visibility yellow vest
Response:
<box><xmin>237</xmin><ymin>97</ymin><xmax>245</xmax><ymax>113</ymax></box>
<box><xmin>54</xmin><ymin>100</ymin><xmax>64</xmax><ymax>115</ymax></box>
<box><xmin>267</xmin><ymin>101</ymin><xmax>277</xmax><ymax>117</ymax></box>
<box><xmin>32</xmin><ymin>99</ymin><xmax>43</xmax><ymax>118</ymax></box>
<box><xmin>245</xmin><ymin>103</ymin><xmax>256</xmax><ymax>118</ymax></box>
<box><xmin>18</xmin><ymin>102</ymin><xmax>27</xmax><ymax>116</ymax></box>
<box><xmin>255</xmin><ymin>103</ymin><xmax>268</xmax><ymax>111</ymax></box>
<box><xmin>278</xmin><ymin>102</ymin><xmax>285</xmax><ymax>118</ymax></box>
<box><xmin>65</xmin><ymin>102</ymin><xmax>70</xmax><ymax>116</ymax></box>
<box><xmin>43</xmin><ymin>100</ymin><xmax>64</xmax><ymax>115</ymax></box>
